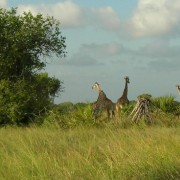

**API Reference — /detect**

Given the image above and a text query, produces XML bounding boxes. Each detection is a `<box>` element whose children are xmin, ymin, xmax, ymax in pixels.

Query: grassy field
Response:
<box><xmin>0</xmin><ymin>123</ymin><xmax>180</xmax><ymax>180</ymax></box>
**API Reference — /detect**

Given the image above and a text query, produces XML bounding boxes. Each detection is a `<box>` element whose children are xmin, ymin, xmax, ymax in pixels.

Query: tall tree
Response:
<box><xmin>0</xmin><ymin>8</ymin><xmax>66</xmax><ymax>80</ymax></box>
<box><xmin>0</xmin><ymin>8</ymin><xmax>66</xmax><ymax>125</ymax></box>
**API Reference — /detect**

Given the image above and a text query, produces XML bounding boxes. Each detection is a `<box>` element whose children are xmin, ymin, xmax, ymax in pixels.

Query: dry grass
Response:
<box><xmin>0</xmin><ymin>124</ymin><xmax>180</xmax><ymax>179</ymax></box>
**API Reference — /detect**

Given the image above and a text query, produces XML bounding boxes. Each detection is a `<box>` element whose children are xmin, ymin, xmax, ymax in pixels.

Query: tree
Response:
<box><xmin>0</xmin><ymin>8</ymin><xmax>66</xmax><ymax>80</ymax></box>
<box><xmin>0</xmin><ymin>8</ymin><xmax>66</xmax><ymax>125</ymax></box>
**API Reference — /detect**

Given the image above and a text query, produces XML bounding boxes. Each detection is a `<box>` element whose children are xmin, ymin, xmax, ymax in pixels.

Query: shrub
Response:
<box><xmin>43</xmin><ymin>103</ymin><xmax>95</xmax><ymax>128</ymax></box>
<box><xmin>152</xmin><ymin>95</ymin><xmax>179</xmax><ymax>113</ymax></box>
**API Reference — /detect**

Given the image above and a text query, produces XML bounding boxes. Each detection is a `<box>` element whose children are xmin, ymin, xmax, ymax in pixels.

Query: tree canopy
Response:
<box><xmin>0</xmin><ymin>8</ymin><xmax>66</xmax><ymax>125</ymax></box>
<box><xmin>0</xmin><ymin>8</ymin><xmax>66</xmax><ymax>80</ymax></box>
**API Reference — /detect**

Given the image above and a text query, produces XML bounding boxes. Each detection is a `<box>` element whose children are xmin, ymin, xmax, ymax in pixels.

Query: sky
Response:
<box><xmin>1</xmin><ymin>0</ymin><xmax>180</xmax><ymax>103</ymax></box>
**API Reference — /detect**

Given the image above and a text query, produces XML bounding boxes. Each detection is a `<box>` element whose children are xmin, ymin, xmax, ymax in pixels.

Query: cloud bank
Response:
<box><xmin>17</xmin><ymin>1</ymin><xmax>85</xmax><ymax>28</ymax></box>
<box><xmin>17</xmin><ymin>0</ymin><xmax>121</xmax><ymax>31</ymax></box>
<box><xmin>130</xmin><ymin>0</ymin><xmax>180</xmax><ymax>37</ymax></box>
<box><xmin>16</xmin><ymin>0</ymin><xmax>180</xmax><ymax>38</ymax></box>
<box><xmin>0</xmin><ymin>0</ymin><xmax>7</xmax><ymax>8</ymax></box>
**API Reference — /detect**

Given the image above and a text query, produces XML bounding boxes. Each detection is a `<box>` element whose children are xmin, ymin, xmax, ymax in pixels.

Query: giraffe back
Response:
<box><xmin>93</xmin><ymin>90</ymin><xmax>115</xmax><ymax>118</ymax></box>
<box><xmin>96</xmin><ymin>91</ymin><xmax>112</xmax><ymax>108</ymax></box>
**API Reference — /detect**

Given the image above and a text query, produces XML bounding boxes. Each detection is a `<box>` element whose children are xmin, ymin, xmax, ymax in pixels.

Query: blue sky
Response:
<box><xmin>1</xmin><ymin>0</ymin><xmax>180</xmax><ymax>103</ymax></box>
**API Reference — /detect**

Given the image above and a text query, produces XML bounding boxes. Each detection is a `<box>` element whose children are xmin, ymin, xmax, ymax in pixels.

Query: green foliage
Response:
<box><xmin>34</xmin><ymin>73</ymin><xmax>63</xmax><ymax>100</ymax></box>
<box><xmin>0</xmin><ymin>74</ymin><xmax>62</xmax><ymax>125</ymax></box>
<box><xmin>43</xmin><ymin>103</ymin><xmax>95</xmax><ymax>128</ymax></box>
<box><xmin>0</xmin><ymin>8</ymin><xmax>66</xmax><ymax>80</ymax></box>
<box><xmin>0</xmin><ymin>8</ymin><xmax>66</xmax><ymax>125</ymax></box>
<box><xmin>53</xmin><ymin>102</ymin><xmax>74</xmax><ymax>113</ymax></box>
<box><xmin>120</xmin><ymin>101</ymin><xmax>136</xmax><ymax>116</ymax></box>
<box><xmin>138</xmin><ymin>93</ymin><xmax>152</xmax><ymax>100</ymax></box>
<box><xmin>40</xmin><ymin>98</ymin><xmax>180</xmax><ymax>129</ymax></box>
<box><xmin>152</xmin><ymin>95</ymin><xmax>179</xmax><ymax>113</ymax></box>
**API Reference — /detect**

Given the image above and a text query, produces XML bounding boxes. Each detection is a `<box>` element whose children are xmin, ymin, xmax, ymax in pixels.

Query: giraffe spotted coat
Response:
<box><xmin>93</xmin><ymin>90</ymin><xmax>115</xmax><ymax>119</ymax></box>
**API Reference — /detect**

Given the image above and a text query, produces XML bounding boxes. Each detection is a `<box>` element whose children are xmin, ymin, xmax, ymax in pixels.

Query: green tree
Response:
<box><xmin>0</xmin><ymin>8</ymin><xmax>66</xmax><ymax>125</ymax></box>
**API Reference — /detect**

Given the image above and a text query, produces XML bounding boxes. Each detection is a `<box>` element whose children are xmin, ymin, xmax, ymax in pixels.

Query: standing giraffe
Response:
<box><xmin>116</xmin><ymin>76</ymin><xmax>130</xmax><ymax>114</ymax></box>
<box><xmin>92</xmin><ymin>82</ymin><xmax>115</xmax><ymax>119</ymax></box>
<box><xmin>176</xmin><ymin>84</ymin><xmax>180</xmax><ymax>95</ymax></box>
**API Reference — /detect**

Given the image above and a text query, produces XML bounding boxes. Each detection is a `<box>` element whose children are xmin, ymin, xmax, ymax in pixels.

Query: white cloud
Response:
<box><xmin>130</xmin><ymin>0</ymin><xmax>180</xmax><ymax>37</ymax></box>
<box><xmin>17</xmin><ymin>1</ymin><xmax>122</xmax><ymax>31</ymax></box>
<box><xmin>17</xmin><ymin>1</ymin><xmax>86</xmax><ymax>28</ymax></box>
<box><xmin>0</xmin><ymin>0</ymin><xmax>7</xmax><ymax>8</ymax></box>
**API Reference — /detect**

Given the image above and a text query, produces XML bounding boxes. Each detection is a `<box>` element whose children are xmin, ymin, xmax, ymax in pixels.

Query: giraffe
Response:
<box><xmin>92</xmin><ymin>82</ymin><xmax>115</xmax><ymax>119</ymax></box>
<box><xmin>176</xmin><ymin>84</ymin><xmax>180</xmax><ymax>95</ymax></box>
<box><xmin>116</xmin><ymin>76</ymin><xmax>130</xmax><ymax>114</ymax></box>
<box><xmin>175</xmin><ymin>84</ymin><xmax>180</xmax><ymax>118</ymax></box>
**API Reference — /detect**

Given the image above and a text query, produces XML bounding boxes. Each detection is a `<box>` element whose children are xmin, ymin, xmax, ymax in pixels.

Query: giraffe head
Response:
<box><xmin>176</xmin><ymin>84</ymin><xmax>180</xmax><ymax>95</ymax></box>
<box><xmin>92</xmin><ymin>82</ymin><xmax>102</xmax><ymax>93</ymax></box>
<box><xmin>124</xmin><ymin>76</ymin><xmax>130</xmax><ymax>83</ymax></box>
<box><xmin>92</xmin><ymin>82</ymin><xmax>100</xmax><ymax>90</ymax></box>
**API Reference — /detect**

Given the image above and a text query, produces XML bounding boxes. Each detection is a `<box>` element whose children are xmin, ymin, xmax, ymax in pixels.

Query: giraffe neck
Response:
<box><xmin>177</xmin><ymin>86</ymin><xmax>180</xmax><ymax>94</ymax></box>
<box><xmin>97</xmin><ymin>90</ymin><xmax>107</xmax><ymax>104</ymax></box>
<box><xmin>97</xmin><ymin>86</ymin><xmax>102</xmax><ymax>94</ymax></box>
<box><xmin>122</xmin><ymin>80</ymin><xmax>128</xmax><ymax>98</ymax></box>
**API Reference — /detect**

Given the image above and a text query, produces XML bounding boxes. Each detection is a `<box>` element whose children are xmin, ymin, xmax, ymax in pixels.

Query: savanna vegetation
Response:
<box><xmin>0</xmin><ymin>8</ymin><xmax>180</xmax><ymax>180</ymax></box>
<box><xmin>0</xmin><ymin>125</ymin><xmax>180</xmax><ymax>179</ymax></box>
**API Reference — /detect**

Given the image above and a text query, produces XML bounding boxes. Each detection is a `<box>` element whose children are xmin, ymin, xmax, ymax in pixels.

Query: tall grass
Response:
<box><xmin>0</xmin><ymin>125</ymin><xmax>180</xmax><ymax>179</ymax></box>
<box><xmin>1</xmin><ymin>97</ymin><xmax>180</xmax><ymax>179</ymax></box>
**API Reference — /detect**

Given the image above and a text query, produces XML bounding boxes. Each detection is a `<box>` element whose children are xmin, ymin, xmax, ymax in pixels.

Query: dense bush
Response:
<box><xmin>42</xmin><ymin>103</ymin><xmax>95</xmax><ymax>128</ymax></box>
<box><xmin>152</xmin><ymin>95</ymin><xmax>179</xmax><ymax>113</ymax></box>
<box><xmin>0</xmin><ymin>74</ymin><xmax>63</xmax><ymax>125</ymax></box>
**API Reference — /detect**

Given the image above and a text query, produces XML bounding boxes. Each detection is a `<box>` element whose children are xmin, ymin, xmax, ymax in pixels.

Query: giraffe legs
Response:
<box><xmin>107</xmin><ymin>109</ymin><xmax>116</xmax><ymax>119</ymax></box>
<box><xmin>92</xmin><ymin>108</ymin><xmax>99</xmax><ymax>120</ymax></box>
<box><xmin>115</xmin><ymin>103</ymin><xmax>123</xmax><ymax>119</ymax></box>
<box><xmin>92</xmin><ymin>103</ymin><xmax>115</xmax><ymax>121</ymax></box>
<box><xmin>116</xmin><ymin>103</ymin><xmax>120</xmax><ymax>117</ymax></box>
<box><xmin>107</xmin><ymin>109</ymin><xmax>111</xmax><ymax>119</ymax></box>
<box><xmin>115</xmin><ymin>104</ymin><xmax>119</xmax><ymax>114</ymax></box>
<box><xmin>111</xmin><ymin>110</ymin><xmax>116</xmax><ymax>120</ymax></box>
